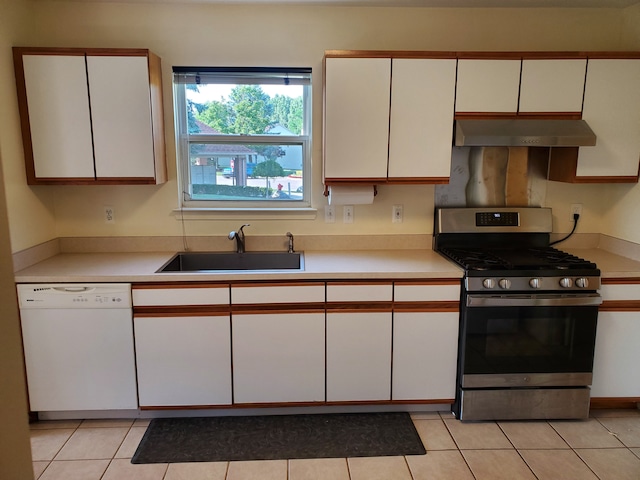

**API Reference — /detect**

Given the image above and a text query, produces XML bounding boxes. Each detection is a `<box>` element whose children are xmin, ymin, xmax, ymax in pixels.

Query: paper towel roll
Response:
<box><xmin>328</xmin><ymin>185</ymin><xmax>375</xmax><ymax>205</ymax></box>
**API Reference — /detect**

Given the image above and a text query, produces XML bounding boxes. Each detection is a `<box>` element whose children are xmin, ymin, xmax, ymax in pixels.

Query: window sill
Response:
<box><xmin>173</xmin><ymin>207</ymin><xmax>318</xmax><ymax>221</ymax></box>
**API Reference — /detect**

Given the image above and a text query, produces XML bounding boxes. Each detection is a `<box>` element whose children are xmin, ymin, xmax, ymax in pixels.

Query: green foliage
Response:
<box><xmin>193</xmin><ymin>85</ymin><xmax>303</xmax><ymax>135</ymax></box>
<box><xmin>192</xmin><ymin>184</ymin><xmax>272</xmax><ymax>197</ymax></box>
<box><xmin>197</xmin><ymin>101</ymin><xmax>232</xmax><ymax>133</ymax></box>
<box><xmin>253</xmin><ymin>160</ymin><xmax>285</xmax><ymax>178</ymax></box>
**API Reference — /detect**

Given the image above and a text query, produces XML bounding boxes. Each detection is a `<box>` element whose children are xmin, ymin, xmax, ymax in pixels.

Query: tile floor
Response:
<box><xmin>30</xmin><ymin>409</ymin><xmax>640</xmax><ymax>480</ymax></box>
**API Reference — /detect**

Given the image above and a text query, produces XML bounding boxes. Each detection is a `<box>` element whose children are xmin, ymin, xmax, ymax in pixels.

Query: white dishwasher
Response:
<box><xmin>17</xmin><ymin>284</ymin><xmax>138</xmax><ymax>412</ymax></box>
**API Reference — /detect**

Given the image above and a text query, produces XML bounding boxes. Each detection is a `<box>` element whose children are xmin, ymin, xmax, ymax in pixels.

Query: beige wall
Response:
<box><xmin>4</xmin><ymin>2</ymin><xmax>640</xmax><ymax>251</ymax></box>
<box><xmin>0</xmin><ymin>0</ymin><xmax>37</xmax><ymax>478</ymax></box>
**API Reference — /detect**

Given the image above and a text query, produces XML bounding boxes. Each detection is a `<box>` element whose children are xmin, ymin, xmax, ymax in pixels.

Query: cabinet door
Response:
<box><xmin>21</xmin><ymin>54</ymin><xmax>95</xmax><ymax>179</ymax></box>
<box><xmin>388</xmin><ymin>59</ymin><xmax>456</xmax><ymax>179</ymax></box>
<box><xmin>324</xmin><ymin>57</ymin><xmax>391</xmax><ymax>179</ymax></box>
<box><xmin>576</xmin><ymin>59</ymin><xmax>640</xmax><ymax>179</ymax></box>
<box><xmin>455</xmin><ymin>59</ymin><xmax>521</xmax><ymax>113</ymax></box>
<box><xmin>326</xmin><ymin>311</ymin><xmax>392</xmax><ymax>401</ymax></box>
<box><xmin>134</xmin><ymin>314</ymin><xmax>232</xmax><ymax>406</ymax></box>
<box><xmin>87</xmin><ymin>55</ymin><xmax>156</xmax><ymax>179</ymax></box>
<box><xmin>392</xmin><ymin>311</ymin><xmax>459</xmax><ymax>400</ymax></box>
<box><xmin>591</xmin><ymin>311</ymin><xmax>640</xmax><ymax>397</ymax></box>
<box><xmin>232</xmin><ymin>312</ymin><xmax>325</xmax><ymax>403</ymax></box>
<box><xmin>519</xmin><ymin>59</ymin><xmax>586</xmax><ymax>113</ymax></box>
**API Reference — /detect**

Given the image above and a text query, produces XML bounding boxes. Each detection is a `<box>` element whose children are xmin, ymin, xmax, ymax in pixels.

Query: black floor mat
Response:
<box><xmin>131</xmin><ymin>412</ymin><xmax>426</xmax><ymax>464</ymax></box>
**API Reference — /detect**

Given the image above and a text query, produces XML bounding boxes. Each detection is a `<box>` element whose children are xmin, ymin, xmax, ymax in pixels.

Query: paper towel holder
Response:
<box><xmin>323</xmin><ymin>184</ymin><xmax>378</xmax><ymax>197</ymax></box>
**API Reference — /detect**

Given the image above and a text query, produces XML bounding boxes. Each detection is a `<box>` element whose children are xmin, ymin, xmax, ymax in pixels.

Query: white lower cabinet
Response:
<box><xmin>326</xmin><ymin>311</ymin><xmax>392</xmax><ymax>402</ymax></box>
<box><xmin>591</xmin><ymin>311</ymin><xmax>640</xmax><ymax>398</ymax></box>
<box><xmin>134</xmin><ymin>314</ymin><xmax>232</xmax><ymax>406</ymax></box>
<box><xmin>392</xmin><ymin>311</ymin><xmax>459</xmax><ymax>401</ymax></box>
<box><xmin>232</xmin><ymin>312</ymin><xmax>325</xmax><ymax>404</ymax></box>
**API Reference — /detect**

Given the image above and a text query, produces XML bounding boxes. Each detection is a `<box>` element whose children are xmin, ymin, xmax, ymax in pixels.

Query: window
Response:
<box><xmin>173</xmin><ymin>67</ymin><xmax>312</xmax><ymax>210</ymax></box>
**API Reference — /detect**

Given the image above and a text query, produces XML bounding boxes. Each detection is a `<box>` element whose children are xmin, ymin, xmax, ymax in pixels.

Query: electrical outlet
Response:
<box><xmin>392</xmin><ymin>204</ymin><xmax>403</xmax><ymax>223</ymax></box>
<box><xmin>324</xmin><ymin>205</ymin><xmax>335</xmax><ymax>223</ymax></box>
<box><xmin>104</xmin><ymin>205</ymin><xmax>115</xmax><ymax>224</ymax></box>
<box><xmin>343</xmin><ymin>205</ymin><xmax>354</xmax><ymax>224</ymax></box>
<box><xmin>570</xmin><ymin>203</ymin><xmax>582</xmax><ymax>221</ymax></box>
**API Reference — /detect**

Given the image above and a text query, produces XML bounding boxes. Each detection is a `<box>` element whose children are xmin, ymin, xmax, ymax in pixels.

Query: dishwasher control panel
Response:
<box><xmin>17</xmin><ymin>284</ymin><xmax>132</xmax><ymax>309</ymax></box>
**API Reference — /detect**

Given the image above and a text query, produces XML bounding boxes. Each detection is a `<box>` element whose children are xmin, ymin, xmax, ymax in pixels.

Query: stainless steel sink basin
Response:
<box><xmin>157</xmin><ymin>251</ymin><xmax>303</xmax><ymax>272</ymax></box>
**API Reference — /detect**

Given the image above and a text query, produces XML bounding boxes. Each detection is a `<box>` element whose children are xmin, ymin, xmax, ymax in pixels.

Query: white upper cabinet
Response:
<box><xmin>14</xmin><ymin>48</ymin><xmax>166</xmax><ymax>185</ymax></box>
<box><xmin>455</xmin><ymin>59</ymin><xmax>521</xmax><ymax>113</ymax></box>
<box><xmin>519</xmin><ymin>59</ymin><xmax>587</xmax><ymax>113</ymax></box>
<box><xmin>324</xmin><ymin>57</ymin><xmax>391</xmax><ymax>180</ymax></box>
<box><xmin>575</xmin><ymin>59</ymin><xmax>640</xmax><ymax>179</ymax></box>
<box><xmin>21</xmin><ymin>54</ymin><xmax>95</xmax><ymax>179</ymax></box>
<box><xmin>388</xmin><ymin>59</ymin><xmax>456</xmax><ymax>179</ymax></box>
<box><xmin>87</xmin><ymin>56</ymin><xmax>156</xmax><ymax>179</ymax></box>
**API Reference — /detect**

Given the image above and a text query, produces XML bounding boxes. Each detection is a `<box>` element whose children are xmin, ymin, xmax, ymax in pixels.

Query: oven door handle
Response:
<box><xmin>466</xmin><ymin>293</ymin><xmax>602</xmax><ymax>307</ymax></box>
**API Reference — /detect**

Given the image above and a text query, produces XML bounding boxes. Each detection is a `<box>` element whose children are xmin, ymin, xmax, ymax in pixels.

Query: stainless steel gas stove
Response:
<box><xmin>434</xmin><ymin>207</ymin><xmax>602</xmax><ymax>421</ymax></box>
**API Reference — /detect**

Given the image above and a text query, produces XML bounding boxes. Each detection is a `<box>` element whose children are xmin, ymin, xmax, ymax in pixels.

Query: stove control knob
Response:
<box><xmin>483</xmin><ymin>278</ymin><xmax>496</xmax><ymax>289</ymax></box>
<box><xmin>529</xmin><ymin>278</ymin><xmax>542</xmax><ymax>289</ymax></box>
<box><xmin>498</xmin><ymin>278</ymin><xmax>512</xmax><ymax>290</ymax></box>
<box><xmin>560</xmin><ymin>277</ymin><xmax>573</xmax><ymax>288</ymax></box>
<box><xmin>576</xmin><ymin>277</ymin><xmax>589</xmax><ymax>289</ymax></box>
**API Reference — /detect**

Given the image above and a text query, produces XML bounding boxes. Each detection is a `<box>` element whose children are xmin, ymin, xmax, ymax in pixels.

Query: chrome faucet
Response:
<box><xmin>228</xmin><ymin>224</ymin><xmax>250</xmax><ymax>253</ymax></box>
<box><xmin>286</xmin><ymin>232</ymin><xmax>294</xmax><ymax>253</ymax></box>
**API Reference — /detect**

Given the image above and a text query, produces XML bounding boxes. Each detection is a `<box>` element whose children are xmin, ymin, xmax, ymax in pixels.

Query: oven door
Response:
<box><xmin>460</xmin><ymin>293</ymin><xmax>601</xmax><ymax>388</ymax></box>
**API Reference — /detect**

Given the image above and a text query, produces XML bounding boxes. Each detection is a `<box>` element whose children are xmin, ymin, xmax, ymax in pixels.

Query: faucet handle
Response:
<box><xmin>286</xmin><ymin>232</ymin><xmax>294</xmax><ymax>254</ymax></box>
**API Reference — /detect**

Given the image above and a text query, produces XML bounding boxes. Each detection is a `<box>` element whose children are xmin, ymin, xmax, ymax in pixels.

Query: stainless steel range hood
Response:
<box><xmin>455</xmin><ymin>119</ymin><xmax>597</xmax><ymax>147</ymax></box>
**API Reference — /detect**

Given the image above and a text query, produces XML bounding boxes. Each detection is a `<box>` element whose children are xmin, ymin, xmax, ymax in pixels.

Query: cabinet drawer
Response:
<box><xmin>394</xmin><ymin>283</ymin><xmax>460</xmax><ymax>302</ymax></box>
<box><xmin>132</xmin><ymin>285</ymin><xmax>229</xmax><ymax>306</ymax></box>
<box><xmin>231</xmin><ymin>283</ymin><xmax>325</xmax><ymax>304</ymax></box>
<box><xmin>326</xmin><ymin>283</ymin><xmax>392</xmax><ymax>303</ymax></box>
<box><xmin>599</xmin><ymin>283</ymin><xmax>640</xmax><ymax>302</ymax></box>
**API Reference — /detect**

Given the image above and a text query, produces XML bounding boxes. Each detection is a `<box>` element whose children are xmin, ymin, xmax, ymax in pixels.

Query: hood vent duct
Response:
<box><xmin>455</xmin><ymin>119</ymin><xmax>597</xmax><ymax>147</ymax></box>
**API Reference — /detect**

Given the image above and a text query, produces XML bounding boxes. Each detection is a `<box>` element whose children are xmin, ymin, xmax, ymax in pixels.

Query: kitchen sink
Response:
<box><xmin>156</xmin><ymin>251</ymin><xmax>303</xmax><ymax>272</ymax></box>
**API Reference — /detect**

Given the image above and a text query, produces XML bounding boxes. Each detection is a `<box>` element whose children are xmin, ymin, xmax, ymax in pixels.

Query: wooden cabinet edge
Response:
<box><xmin>599</xmin><ymin>301</ymin><xmax>640</xmax><ymax>311</ymax></box>
<box><xmin>601</xmin><ymin>278</ymin><xmax>640</xmax><ymax>284</ymax></box>
<box><xmin>141</xmin><ymin>399</ymin><xmax>454</xmax><ymax>410</ymax></box>
<box><xmin>590</xmin><ymin>397</ymin><xmax>640</xmax><ymax>409</ymax></box>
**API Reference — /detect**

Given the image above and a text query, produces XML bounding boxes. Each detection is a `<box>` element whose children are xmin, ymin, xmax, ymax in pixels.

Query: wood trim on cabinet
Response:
<box><xmin>514</xmin><ymin>112</ymin><xmax>583</xmax><ymax>119</ymax></box>
<box><xmin>599</xmin><ymin>301</ymin><xmax>640</xmax><ymax>312</ymax></box>
<box><xmin>394</xmin><ymin>279</ymin><xmax>461</xmax><ymax>286</ymax></box>
<box><xmin>326</xmin><ymin>303</ymin><xmax>393</xmax><ymax>313</ymax></box>
<box><xmin>141</xmin><ymin>398</ymin><xmax>455</xmax><ymax>410</ymax></box>
<box><xmin>587</xmin><ymin>52</ymin><xmax>640</xmax><ymax>59</ymax></box>
<box><xmin>147</xmin><ymin>51</ymin><xmax>167</xmax><ymax>185</ymax></box>
<box><xmin>134</xmin><ymin>308</ymin><xmax>230</xmax><ymax>317</ymax></box>
<box><xmin>386</xmin><ymin>177</ymin><xmax>450</xmax><ymax>185</ymax></box>
<box><xmin>324</xmin><ymin>50</ymin><xmax>457</xmax><ymax>59</ymax></box>
<box><xmin>231</xmin><ymin>305</ymin><xmax>326</xmax><ymax>315</ymax></box>
<box><xmin>323</xmin><ymin>177</ymin><xmax>388</xmax><ymax>185</ymax></box>
<box><xmin>601</xmin><ymin>277</ymin><xmax>640</xmax><ymax>284</ymax></box>
<box><xmin>590</xmin><ymin>397</ymin><xmax>640</xmax><ymax>409</ymax></box>
<box><xmin>133</xmin><ymin>282</ymin><xmax>230</xmax><ymax>289</ymax></box>
<box><xmin>393</xmin><ymin>301</ymin><xmax>459</xmax><ymax>313</ymax></box>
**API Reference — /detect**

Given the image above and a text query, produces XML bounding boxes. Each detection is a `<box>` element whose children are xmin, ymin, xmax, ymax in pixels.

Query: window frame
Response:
<box><xmin>172</xmin><ymin>67</ymin><xmax>313</xmax><ymax>212</ymax></box>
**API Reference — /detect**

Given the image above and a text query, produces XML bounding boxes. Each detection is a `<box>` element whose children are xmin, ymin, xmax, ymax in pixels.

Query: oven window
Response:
<box><xmin>462</xmin><ymin>305</ymin><xmax>598</xmax><ymax>375</ymax></box>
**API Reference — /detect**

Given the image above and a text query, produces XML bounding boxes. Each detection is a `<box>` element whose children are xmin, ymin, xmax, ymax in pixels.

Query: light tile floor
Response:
<box><xmin>29</xmin><ymin>410</ymin><xmax>640</xmax><ymax>480</ymax></box>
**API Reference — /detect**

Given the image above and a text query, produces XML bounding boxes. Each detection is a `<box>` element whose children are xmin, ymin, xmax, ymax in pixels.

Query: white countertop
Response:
<box><xmin>13</xmin><ymin>246</ymin><xmax>640</xmax><ymax>284</ymax></box>
<box><xmin>13</xmin><ymin>249</ymin><xmax>463</xmax><ymax>283</ymax></box>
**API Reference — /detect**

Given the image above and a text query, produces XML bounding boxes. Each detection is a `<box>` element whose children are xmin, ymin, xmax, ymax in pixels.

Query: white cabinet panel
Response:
<box><xmin>324</xmin><ymin>57</ymin><xmax>391</xmax><ymax>179</ymax></box>
<box><xmin>600</xmin><ymin>283</ymin><xmax>640</xmax><ymax>301</ymax></box>
<box><xmin>232</xmin><ymin>312</ymin><xmax>325</xmax><ymax>403</ymax></box>
<box><xmin>326</xmin><ymin>283</ymin><xmax>392</xmax><ymax>302</ymax></box>
<box><xmin>456</xmin><ymin>59</ymin><xmax>521</xmax><ymax>113</ymax></box>
<box><xmin>591</xmin><ymin>311</ymin><xmax>640</xmax><ymax>397</ymax></box>
<box><xmin>519</xmin><ymin>59</ymin><xmax>586</xmax><ymax>113</ymax></box>
<box><xmin>134</xmin><ymin>315</ymin><xmax>232</xmax><ymax>406</ymax></box>
<box><xmin>87</xmin><ymin>56</ymin><xmax>156</xmax><ymax>178</ymax></box>
<box><xmin>388</xmin><ymin>59</ymin><xmax>456</xmax><ymax>179</ymax></box>
<box><xmin>577</xmin><ymin>59</ymin><xmax>640</xmax><ymax>178</ymax></box>
<box><xmin>132</xmin><ymin>286</ymin><xmax>229</xmax><ymax>306</ymax></box>
<box><xmin>22</xmin><ymin>55</ymin><xmax>94</xmax><ymax>178</ymax></box>
<box><xmin>394</xmin><ymin>283</ymin><xmax>460</xmax><ymax>302</ymax></box>
<box><xmin>231</xmin><ymin>284</ymin><xmax>324</xmax><ymax>304</ymax></box>
<box><xmin>392</xmin><ymin>312</ymin><xmax>459</xmax><ymax>400</ymax></box>
<box><xmin>326</xmin><ymin>312</ymin><xmax>392</xmax><ymax>401</ymax></box>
